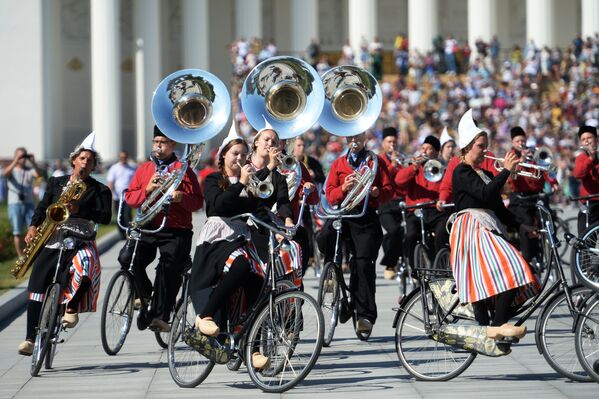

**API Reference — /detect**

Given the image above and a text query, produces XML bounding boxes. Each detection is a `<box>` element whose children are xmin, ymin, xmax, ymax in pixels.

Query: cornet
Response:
<box><xmin>238</xmin><ymin>162</ymin><xmax>274</xmax><ymax>199</ymax></box>
<box><xmin>483</xmin><ymin>154</ymin><xmax>556</xmax><ymax>179</ymax></box>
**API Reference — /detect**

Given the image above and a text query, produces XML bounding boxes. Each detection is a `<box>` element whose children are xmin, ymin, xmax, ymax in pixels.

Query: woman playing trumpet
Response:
<box><xmin>450</xmin><ymin>110</ymin><xmax>538</xmax><ymax>339</ymax></box>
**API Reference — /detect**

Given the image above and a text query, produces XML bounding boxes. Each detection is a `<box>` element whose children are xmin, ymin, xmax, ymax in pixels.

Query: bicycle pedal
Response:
<box><xmin>495</xmin><ymin>336</ymin><xmax>519</xmax><ymax>344</ymax></box>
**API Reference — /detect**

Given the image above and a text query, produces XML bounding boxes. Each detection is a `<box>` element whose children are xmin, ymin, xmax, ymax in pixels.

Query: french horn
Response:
<box><xmin>135</xmin><ymin>69</ymin><xmax>230</xmax><ymax>227</ymax></box>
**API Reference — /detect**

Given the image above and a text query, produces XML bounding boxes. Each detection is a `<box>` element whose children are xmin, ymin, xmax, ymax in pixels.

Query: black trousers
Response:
<box><xmin>378</xmin><ymin>200</ymin><xmax>403</xmax><ymax>268</ymax></box>
<box><xmin>317</xmin><ymin>208</ymin><xmax>382</xmax><ymax>323</ymax></box>
<box><xmin>404</xmin><ymin>209</ymin><xmax>448</xmax><ymax>267</ymax></box>
<box><xmin>577</xmin><ymin>201</ymin><xmax>599</xmax><ymax>236</ymax></box>
<box><xmin>131</xmin><ymin>228</ymin><xmax>192</xmax><ymax>321</ymax></box>
<box><xmin>508</xmin><ymin>193</ymin><xmax>545</xmax><ymax>263</ymax></box>
<box><xmin>113</xmin><ymin>199</ymin><xmax>132</xmax><ymax>239</ymax></box>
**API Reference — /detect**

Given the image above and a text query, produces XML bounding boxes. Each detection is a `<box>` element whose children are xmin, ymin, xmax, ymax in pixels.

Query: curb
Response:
<box><xmin>0</xmin><ymin>229</ymin><xmax>122</xmax><ymax>323</ymax></box>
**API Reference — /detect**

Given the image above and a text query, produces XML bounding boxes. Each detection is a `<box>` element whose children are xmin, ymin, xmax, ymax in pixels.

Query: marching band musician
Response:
<box><xmin>18</xmin><ymin>132</ymin><xmax>112</xmax><ymax>355</ymax></box>
<box><xmin>317</xmin><ymin>133</ymin><xmax>393</xmax><ymax>336</ymax></box>
<box><xmin>395</xmin><ymin>135</ymin><xmax>447</xmax><ymax>268</ymax></box>
<box><xmin>450</xmin><ymin>110</ymin><xmax>537</xmax><ymax>338</ymax></box>
<box><xmin>125</xmin><ymin>125</ymin><xmax>203</xmax><ymax>332</ymax></box>
<box><xmin>292</xmin><ymin>136</ymin><xmax>326</xmax><ymax>187</ymax></box>
<box><xmin>439</xmin><ymin>127</ymin><xmax>457</xmax><ymax>164</ymax></box>
<box><xmin>190</xmin><ymin>128</ymin><xmax>271</xmax><ymax>369</ymax></box>
<box><xmin>246</xmin><ymin>121</ymin><xmax>296</xmax><ymax>262</ymax></box>
<box><xmin>507</xmin><ymin>126</ymin><xmax>558</xmax><ymax>264</ymax></box>
<box><xmin>573</xmin><ymin>125</ymin><xmax>599</xmax><ymax>234</ymax></box>
<box><xmin>377</xmin><ymin>126</ymin><xmax>407</xmax><ymax>280</ymax></box>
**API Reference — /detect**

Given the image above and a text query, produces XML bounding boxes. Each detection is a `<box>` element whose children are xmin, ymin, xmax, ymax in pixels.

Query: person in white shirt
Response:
<box><xmin>107</xmin><ymin>151</ymin><xmax>136</xmax><ymax>238</ymax></box>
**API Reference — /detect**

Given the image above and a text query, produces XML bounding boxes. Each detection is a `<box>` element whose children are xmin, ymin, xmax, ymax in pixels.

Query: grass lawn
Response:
<box><xmin>0</xmin><ymin>221</ymin><xmax>116</xmax><ymax>294</ymax></box>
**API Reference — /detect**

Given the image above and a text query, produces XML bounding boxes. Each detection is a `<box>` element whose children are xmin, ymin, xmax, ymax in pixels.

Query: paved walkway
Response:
<box><xmin>0</xmin><ymin>211</ymin><xmax>597</xmax><ymax>398</ymax></box>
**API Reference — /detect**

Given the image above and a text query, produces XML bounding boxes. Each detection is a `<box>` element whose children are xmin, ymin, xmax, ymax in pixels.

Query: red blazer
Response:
<box><xmin>291</xmin><ymin>162</ymin><xmax>320</xmax><ymax>219</ymax></box>
<box><xmin>326</xmin><ymin>154</ymin><xmax>393</xmax><ymax>209</ymax></box>
<box><xmin>439</xmin><ymin>152</ymin><xmax>499</xmax><ymax>202</ymax></box>
<box><xmin>378</xmin><ymin>154</ymin><xmax>407</xmax><ymax>198</ymax></box>
<box><xmin>395</xmin><ymin>162</ymin><xmax>441</xmax><ymax>206</ymax></box>
<box><xmin>573</xmin><ymin>152</ymin><xmax>599</xmax><ymax>201</ymax></box>
<box><xmin>125</xmin><ymin>159</ymin><xmax>203</xmax><ymax>229</ymax></box>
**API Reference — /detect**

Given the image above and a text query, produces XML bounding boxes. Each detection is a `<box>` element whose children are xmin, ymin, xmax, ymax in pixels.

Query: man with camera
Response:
<box><xmin>2</xmin><ymin>147</ymin><xmax>42</xmax><ymax>258</ymax></box>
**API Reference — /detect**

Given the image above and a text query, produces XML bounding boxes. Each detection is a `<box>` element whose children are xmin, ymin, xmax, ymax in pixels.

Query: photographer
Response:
<box><xmin>2</xmin><ymin>147</ymin><xmax>42</xmax><ymax>258</ymax></box>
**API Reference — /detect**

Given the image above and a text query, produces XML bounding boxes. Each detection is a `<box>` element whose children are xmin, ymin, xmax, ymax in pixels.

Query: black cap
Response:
<box><xmin>578</xmin><ymin>125</ymin><xmax>598</xmax><ymax>138</ymax></box>
<box><xmin>153</xmin><ymin>125</ymin><xmax>167</xmax><ymax>138</ymax></box>
<box><xmin>382</xmin><ymin>126</ymin><xmax>398</xmax><ymax>139</ymax></box>
<box><xmin>423</xmin><ymin>135</ymin><xmax>440</xmax><ymax>152</ymax></box>
<box><xmin>510</xmin><ymin>126</ymin><xmax>526</xmax><ymax>139</ymax></box>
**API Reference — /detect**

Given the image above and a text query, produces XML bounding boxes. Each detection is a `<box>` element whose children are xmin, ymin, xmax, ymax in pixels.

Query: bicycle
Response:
<box><xmin>573</xmin><ymin>292</ymin><xmax>599</xmax><ymax>383</ymax></box>
<box><xmin>393</xmin><ymin>199</ymin><xmax>594</xmax><ymax>381</ymax></box>
<box><xmin>569</xmin><ymin>193</ymin><xmax>599</xmax><ymax>284</ymax></box>
<box><xmin>100</xmin><ymin>194</ymin><xmax>173</xmax><ymax>355</ymax></box>
<box><xmin>166</xmin><ymin>212</ymin><xmax>324</xmax><ymax>393</ymax></box>
<box><xmin>30</xmin><ymin>225</ymin><xmax>97</xmax><ymax>376</ymax></box>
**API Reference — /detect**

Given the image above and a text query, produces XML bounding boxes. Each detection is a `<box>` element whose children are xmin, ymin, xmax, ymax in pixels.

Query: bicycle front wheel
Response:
<box><xmin>536</xmin><ymin>286</ymin><xmax>593</xmax><ymax>382</ymax></box>
<box><xmin>167</xmin><ymin>295</ymin><xmax>214</xmax><ymax>388</ymax></box>
<box><xmin>574</xmin><ymin>295</ymin><xmax>599</xmax><ymax>382</ymax></box>
<box><xmin>31</xmin><ymin>283</ymin><xmax>61</xmax><ymax>377</ymax></box>
<box><xmin>317</xmin><ymin>261</ymin><xmax>339</xmax><ymax>347</ymax></box>
<box><xmin>101</xmin><ymin>270</ymin><xmax>135</xmax><ymax>355</ymax></box>
<box><xmin>395</xmin><ymin>288</ymin><xmax>476</xmax><ymax>381</ymax></box>
<box><xmin>245</xmin><ymin>291</ymin><xmax>324</xmax><ymax>393</ymax></box>
<box><xmin>573</xmin><ymin>224</ymin><xmax>599</xmax><ymax>291</ymax></box>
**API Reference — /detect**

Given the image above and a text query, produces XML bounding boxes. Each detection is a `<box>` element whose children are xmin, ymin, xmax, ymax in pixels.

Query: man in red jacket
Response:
<box><xmin>125</xmin><ymin>125</ymin><xmax>203</xmax><ymax>332</ymax></box>
<box><xmin>377</xmin><ymin>127</ymin><xmax>406</xmax><ymax>280</ymax></box>
<box><xmin>395</xmin><ymin>135</ymin><xmax>444</xmax><ymax>269</ymax></box>
<box><xmin>507</xmin><ymin>126</ymin><xmax>558</xmax><ymax>263</ymax></box>
<box><xmin>317</xmin><ymin>133</ymin><xmax>393</xmax><ymax>337</ymax></box>
<box><xmin>573</xmin><ymin>125</ymin><xmax>599</xmax><ymax>234</ymax></box>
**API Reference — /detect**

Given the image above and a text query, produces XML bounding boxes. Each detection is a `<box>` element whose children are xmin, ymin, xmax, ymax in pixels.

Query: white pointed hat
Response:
<box><xmin>253</xmin><ymin>115</ymin><xmax>278</xmax><ymax>144</ymax></box>
<box><xmin>79</xmin><ymin>131</ymin><xmax>96</xmax><ymax>152</ymax></box>
<box><xmin>440</xmin><ymin>126</ymin><xmax>455</xmax><ymax>147</ymax></box>
<box><xmin>457</xmin><ymin>109</ymin><xmax>484</xmax><ymax>149</ymax></box>
<box><xmin>217</xmin><ymin>123</ymin><xmax>249</xmax><ymax>159</ymax></box>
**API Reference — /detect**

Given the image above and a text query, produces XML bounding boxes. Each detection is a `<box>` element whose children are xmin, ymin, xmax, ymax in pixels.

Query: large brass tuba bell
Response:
<box><xmin>319</xmin><ymin>65</ymin><xmax>382</xmax><ymax>136</ymax></box>
<box><xmin>240</xmin><ymin>56</ymin><xmax>324</xmax><ymax>139</ymax></box>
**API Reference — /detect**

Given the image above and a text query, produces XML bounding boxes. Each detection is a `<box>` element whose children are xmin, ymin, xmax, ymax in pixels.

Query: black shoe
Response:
<box><xmin>339</xmin><ymin>298</ymin><xmax>353</xmax><ymax>324</ymax></box>
<box><xmin>137</xmin><ymin>310</ymin><xmax>151</xmax><ymax>331</ymax></box>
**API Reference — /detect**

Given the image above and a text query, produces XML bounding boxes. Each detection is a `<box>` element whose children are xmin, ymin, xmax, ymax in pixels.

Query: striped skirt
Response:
<box><xmin>449</xmin><ymin>212</ymin><xmax>538</xmax><ymax>304</ymax></box>
<box><xmin>29</xmin><ymin>243</ymin><xmax>101</xmax><ymax>313</ymax></box>
<box><xmin>223</xmin><ymin>240</ymin><xmax>303</xmax><ymax>288</ymax></box>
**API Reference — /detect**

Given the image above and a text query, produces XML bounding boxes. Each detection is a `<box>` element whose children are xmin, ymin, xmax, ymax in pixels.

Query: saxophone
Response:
<box><xmin>11</xmin><ymin>176</ymin><xmax>87</xmax><ymax>278</ymax></box>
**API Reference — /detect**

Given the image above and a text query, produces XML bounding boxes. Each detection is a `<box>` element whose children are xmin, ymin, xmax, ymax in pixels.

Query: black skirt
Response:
<box><xmin>190</xmin><ymin>237</ymin><xmax>246</xmax><ymax>292</ymax></box>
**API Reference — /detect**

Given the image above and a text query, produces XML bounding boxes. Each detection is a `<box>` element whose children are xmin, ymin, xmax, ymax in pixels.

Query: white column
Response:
<box><xmin>183</xmin><ymin>0</ymin><xmax>209</xmax><ymax>70</ymax></box>
<box><xmin>468</xmin><ymin>0</ymin><xmax>497</xmax><ymax>50</ymax></box>
<box><xmin>236</xmin><ymin>0</ymin><xmax>262</xmax><ymax>40</ymax></box>
<box><xmin>408</xmin><ymin>0</ymin><xmax>437</xmax><ymax>52</ymax></box>
<box><xmin>582</xmin><ymin>0</ymin><xmax>599</xmax><ymax>39</ymax></box>
<box><xmin>526</xmin><ymin>0</ymin><xmax>555</xmax><ymax>47</ymax></box>
<box><xmin>43</xmin><ymin>0</ymin><xmax>63</xmax><ymax>159</ymax></box>
<box><xmin>134</xmin><ymin>0</ymin><xmax>161</xmax><ymax>162</ymax></box>
<box><xmin>91</xmin><ymin>0</ymin><xmax>121</xmax><ymax>162</ymax></box>
<box><xmin>348</xmin><ymin>0</ymin><xmax>377</xmax><ymax>57</ymax></box>
<box><xmin>290</xmin><ymin>0</ymin><xmax>318</xmax><ymax>56</ymax></box>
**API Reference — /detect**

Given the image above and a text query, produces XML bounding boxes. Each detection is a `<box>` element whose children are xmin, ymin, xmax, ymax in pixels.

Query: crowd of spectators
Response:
<box><xmin>230</xmin><ymin>33</ymin><xmax>599</xmax><ymax>204</ymax></box>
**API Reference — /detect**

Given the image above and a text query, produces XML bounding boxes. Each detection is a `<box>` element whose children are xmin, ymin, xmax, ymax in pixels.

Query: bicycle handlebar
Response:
<box><xmin>400</xmin><ymin>200</ymin><xmax>437</xmax><ymax>211</ymax></box>
<box><xmin>117</xmin><ymin>192</ymin><xmax>167</xmax><ymax>235</ymax></box>
<box><xmin>515</xmin><ymin>191</ymin><xmax>554</xmax><ymax>201</ymax></box>
<box><xmin>569</xmin><ymin>193</ymin><xmax>599</xmax><ymax>201</ymax></box>
<box><xmin>231</xmin><ymin>213</ymin><xmax>297</xmax><ymax>241</ymax></box>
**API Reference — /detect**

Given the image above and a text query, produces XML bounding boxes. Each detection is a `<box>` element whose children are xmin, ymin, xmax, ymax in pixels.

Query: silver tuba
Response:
<box><xmin>319</xmin><ymin>66</ymin><xmax>382</xmax><ymax>215</ymax></box>
<box><xmin>134</xmin><ymin>69</ymin><xmax>231</xmax><ymax>227</ymax></box>
<box><xmin>241</xmin><ymin>56</ymin><xmax>324</xmax><ymax>199</ymax></box>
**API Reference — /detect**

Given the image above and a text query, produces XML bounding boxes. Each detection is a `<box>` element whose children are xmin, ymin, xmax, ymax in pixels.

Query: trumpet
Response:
<box><xmin>483</xmin><ymin>154</ymin><xmax>556</xmax><ymax>179</ymax></box>
<box><xmin>580</xmin><ymin>144</ymin><xmax>599</xmax><ymax>155</ymax></box>
<box><xmin>237</xmin><ymin>162</ymin><xmax>274</xmax><ymax>199</ymax></box>
<box><xmin>423</xmin><ymin>159</ymin><xmax>446</xmax><ymax>182</ymax></box>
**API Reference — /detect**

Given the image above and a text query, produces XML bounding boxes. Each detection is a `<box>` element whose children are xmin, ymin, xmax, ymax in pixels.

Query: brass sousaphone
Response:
<box><xmin>136</xmin><ymin>69</ymin><xmax>231</xmax><ymax>227</ymax></box>
<box><xmin>318</xmin><ymin>66</ymin><xmax>383</xmax><ymax>215</ymax></box>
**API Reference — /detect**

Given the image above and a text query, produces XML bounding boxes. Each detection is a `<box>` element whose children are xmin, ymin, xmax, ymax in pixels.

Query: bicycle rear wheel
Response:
<box><xmin>167</xmin><ymin>295</ymin><xmax>214</xmax><ymax>388</ymax></box>
<box><xmin>31</xmin><ymin>283</ymin><xmax>61</xmax><ymax>377</ymax></box>
<box><xmin>554</xmin><ymin>216</ymin><xmax>572</xmax><ymax>265</ymax></box>
<box><xmin>414</xmin><ymin>244</ymin><xmax>432</xmax><ymax>270</ymax></box>
<box><xmin>573</xmin><ymin>224</ymin><xmax>599</xmax><ymax>291</ymax></box>
<box><xmin>245</xmin><ymin>291</ymin><xmax>324</xmax><ymax>393</ymax></box>
<box><xmin>395</xmin><ymin>288</ymin><xmax>476</xmax><ymax>381</ymax></box>
<box><xmin>101</xmin><ymin>270</ymin><xmax>135</xmax><ymax>355</ymax></box>
<box><xmin>536</xmin><ymin>286</ymin><xmax>593</xmax><ymax>382</ymax></box>
<box><xmin>317</xmin><ymin>261</ymin><xmax>339</xmax><ymax>347</ymax></box>
<box><xmin>574</xmin><ymin>295</ymin><xmax>599</xmax><ymax>382</ymax></box>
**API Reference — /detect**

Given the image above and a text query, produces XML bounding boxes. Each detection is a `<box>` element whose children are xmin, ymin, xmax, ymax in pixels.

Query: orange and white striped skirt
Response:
<box><xmin>449</xmin><ymin>212</ymin><xmax>538</xmax><ymax>304</ymax></box>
